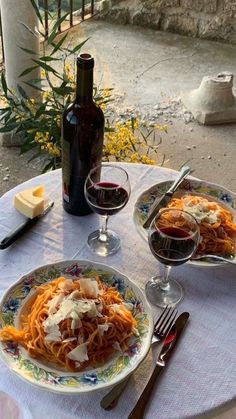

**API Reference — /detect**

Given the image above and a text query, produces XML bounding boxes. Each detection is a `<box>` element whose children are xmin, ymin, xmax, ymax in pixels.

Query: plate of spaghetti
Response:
<box><xmin>134</xmin><ymin>178</ymin><xmax>236</xmax><ymax>267</ymax></box>
<box><xmin>0</xmin><ymin>260</ymin><xmax>153</xmax><ymax>394</ymax></box>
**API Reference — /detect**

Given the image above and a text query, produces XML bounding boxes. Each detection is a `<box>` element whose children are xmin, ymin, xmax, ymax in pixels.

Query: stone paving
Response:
<box><xmin>1</xmin><ymin>20</ymin><xmax>236</xmax><ymax>197</ymax></box>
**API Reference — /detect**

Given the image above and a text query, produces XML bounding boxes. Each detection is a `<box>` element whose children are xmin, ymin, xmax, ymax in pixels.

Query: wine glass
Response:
<box><xmin>84</xmin><ymin>164</ymin><xmax>131</xmax><ymax>256</ymax></box>
<box><xmin>146</xmin><ymin>208</ymin><xmax>200</xmax><ymax>307</ymax></box>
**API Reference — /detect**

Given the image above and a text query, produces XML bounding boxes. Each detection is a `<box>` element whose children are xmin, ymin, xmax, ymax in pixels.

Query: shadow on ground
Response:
<box><xmin>1</xmin><ymin>20</ymin><xmax>236</xmax><ymax>197</ymax></box>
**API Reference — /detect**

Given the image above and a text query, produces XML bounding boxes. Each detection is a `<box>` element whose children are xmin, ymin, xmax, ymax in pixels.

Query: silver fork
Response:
<box><xmin>151</xmin><ymin>305</ymin><xmax>178</xmax><ymax>344</ymax></box>
<box><xmin>192</xmin><ymin>254</ymin><xmax>236</xmax><ymax>265</ymax></box>
<box><xmin>100</xmin><ymin>306</ymin><xmax>178</xmax><ymax>410</ymax></box>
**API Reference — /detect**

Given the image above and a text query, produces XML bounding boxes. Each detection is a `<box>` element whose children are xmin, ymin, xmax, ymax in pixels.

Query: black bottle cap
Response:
<box><xmin>77</xmin><ymin>53</ymin><xmax>94</xmax><ymax>70</ymax></box>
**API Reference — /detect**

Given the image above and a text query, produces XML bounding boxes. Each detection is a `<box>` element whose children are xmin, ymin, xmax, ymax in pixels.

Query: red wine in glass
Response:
<box><xmin>146</xmin><ymin>209</ymin><xmax>199</xmax><ymax>307</ymax></box>
<box><xmin>86</xmin><ymin>182</ymin><xmax>129</xmax><ymax>216</ymax></box>
<box><xmin>84</xmin><ymin>164</ymin><xmax>131</xmax><ymax>256</ymax></box>
<box><xmin>149</xmin><ymin>226</ymin><xmax>197</xmax><ymax>267</ymax></box>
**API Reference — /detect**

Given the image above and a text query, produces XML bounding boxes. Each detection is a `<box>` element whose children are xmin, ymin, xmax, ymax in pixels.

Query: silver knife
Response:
<box><xmin>128</xmin><ymin>312</ymin><xmax>190</xmax><ymax>419</ymax></box>
<box><xmin>143</xmin><ymin>165</ymin><xmax>191</xmax><ymax>229</ymax></box>
<box><xmin>0</xmin><ymin>201</ymin><xmax>54</xmax><ymax>250</ymax></box>
<box><xmin>100</xmin><ymin>327</ymin><xmax>164</xmax><ymax>411</ymax></box>
<box><xmin>101</xmin><ymin>311</ymin><xmax>189</xmax><ymax>412</ymax></box>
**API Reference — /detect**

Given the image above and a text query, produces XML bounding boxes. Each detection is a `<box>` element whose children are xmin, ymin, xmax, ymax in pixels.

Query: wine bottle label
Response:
<box><xmin>62</xmin><ymin>138</ymin><xmax>70</xmax><ymax>202</ymax></box>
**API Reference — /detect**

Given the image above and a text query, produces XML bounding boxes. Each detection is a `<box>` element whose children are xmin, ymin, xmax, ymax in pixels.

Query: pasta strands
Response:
<box><xmin>0</xmin><ymin>277</ymin><xmax>137</xmax><ymax>371</ymax></box>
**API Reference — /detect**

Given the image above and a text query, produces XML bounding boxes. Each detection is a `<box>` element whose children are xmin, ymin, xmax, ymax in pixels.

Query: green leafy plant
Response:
<box><xmin>103</xmin><ymin>118</ymin><xmax>167</xmax><ymax>165</ymax></box>
<box><xmin>0</xmin><ymin>0</ymin><xmax>167</xmax><ymax>172</ymax></box>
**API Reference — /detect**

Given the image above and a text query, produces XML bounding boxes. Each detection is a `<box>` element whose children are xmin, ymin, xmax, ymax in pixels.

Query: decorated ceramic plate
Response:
<box><xmin>133</xmin><ymin>178</ymin><xmax>236</xmax><ymax>267</ymax></box>
<box><xmin>0</xmin><ymin>260</ymin><xmax>153</xmax><ymax>394</ymax></box>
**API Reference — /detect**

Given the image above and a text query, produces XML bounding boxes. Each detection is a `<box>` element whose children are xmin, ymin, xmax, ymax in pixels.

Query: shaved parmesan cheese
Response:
<box><xmin>58</xmin><ymin>279</ymin><xmax>74</xmax><ymax>291</ymax></box>
<box><xmin>67</xmin><ymin>290</ymin><xmax>81</xmax><ymax>300</ymax></box>
<box><xmin>182</xmin><ymin>202</ymin><xmax>221</xmax><ymax>224</ymax></box>
<box><xmin>71</xmin><ymin>312</ymin><xmax>82</xmax><ymax>331</ymax></box>
<box><xmin>67</xmin><ymin>342</ymin><xmax>89</xmax><ymax>363</ymax></box>
<box><xmin>47</xmin><ymin>294</ymin><xmax>64</xmax><ymax>315</ymax></box>
<box><xmin>96</xmin><ymin>302</ymin><xmax>103</xmax><ymax>314</ymax></box>
<box><xmin>45</xmin><ymin>334</ymin><xmax>61</xmax><ymax>342</ymax></box>
<box><xmin>43</xmin><ymin>323</ymin><xmax>60</xmax><ymax>335</ymax></box>
<box><xmin>43</xmin><ymin>295</ymin><xmax>101</xmax><ymax>335</ymax></box>
<box><xmin>98</xmin><ymin>323</ymin><xmax>111</xmax><ymax>336</ymax></box>
<box><xmin>44</xmin><ymin>324</ymin><xmax>61</xmax><ymax>342</ymax></box>
<box><xmin>44</xmin><ymin>300</ymin><xmax>90</xmax><ymax>328</ymax></box>
<box><xmin>43</xmin><ymin>277</ymin><xmax>111</xmax><ymax>349</ymax></box>
<box><xmin>86</xmin><ymin>301</ymin><xmax>101</xmax><ymax>318</ymax></box>
<box><xmin>112</xmin><ymin>341</ymin><xmax>122</xmax><ymax>353</ymax></box>
<box><xmin>79</xmin><ymin>277</ymin><xmax>99</xmax><ymax>298</ymax></box>
<box><xmin>111</xmin><ymin>304</ymin><xmax>121</xmax><ymax>313</ymax></box>
<box><xmin>62</xmin><ymin>337</ymin><xmax>77</xmax><ymax>343</ymax></box>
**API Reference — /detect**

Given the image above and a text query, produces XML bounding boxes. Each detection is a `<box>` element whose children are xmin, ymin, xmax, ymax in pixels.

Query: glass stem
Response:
<box><xmin>160</xmin><ymin>265</ymin><xmax>171</xmax><ymax>290</ymax></box>
<box><xmin>99</xmin><ymin>215</ymin><xmax>109</xmax><ymax>242</ymax></box>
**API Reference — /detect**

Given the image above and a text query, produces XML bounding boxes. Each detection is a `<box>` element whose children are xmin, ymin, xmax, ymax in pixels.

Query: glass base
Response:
<box><xmin>145</xmin><ymin>275</ymin><xmax>183</xmax><ymax>308</ymax></box>
<box><xmin>87</xmin><ymin>229</ymin><xmax>121</xmax><ymax>256</ymax></box>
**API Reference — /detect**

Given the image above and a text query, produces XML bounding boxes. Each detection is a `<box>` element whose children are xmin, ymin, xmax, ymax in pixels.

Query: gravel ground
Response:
<box><xmin>0</xmin><ymin>148</ymin><xmax>42</xmax><ymax>197</ymax></box>
<box><xmin>1</xmin><ymin>20</ymin><xmax>236</xmax><ymax>197</ymax></box>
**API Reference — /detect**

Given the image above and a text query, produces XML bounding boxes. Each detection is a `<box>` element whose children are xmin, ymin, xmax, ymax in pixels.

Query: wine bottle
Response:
<box><xmin>61</xmin><ymin>53</ymin><xmax>104</xmax><ymax>215</ymax></box>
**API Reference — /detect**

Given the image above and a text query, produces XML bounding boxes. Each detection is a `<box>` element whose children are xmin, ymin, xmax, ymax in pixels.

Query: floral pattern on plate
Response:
<box><xmin>133</xmin><ymin>178</ymin><xmax>236</xmax><ymax>267</ymax></box>
<box><xmin>0</xmin><ymin>260</ymin><xmax>152</xmax><ymax>394</ymax></box>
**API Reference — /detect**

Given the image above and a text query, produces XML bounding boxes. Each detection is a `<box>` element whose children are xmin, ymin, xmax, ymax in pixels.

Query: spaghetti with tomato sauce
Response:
<box><xmin>0</xmin><ymin>276</ymin><xmax>137</xmax><ymax>371</ymax></box>
<box><xmin>165</xmin><ymin>195</ymin><xmax>236</xmax><ymax>256</ymax></box>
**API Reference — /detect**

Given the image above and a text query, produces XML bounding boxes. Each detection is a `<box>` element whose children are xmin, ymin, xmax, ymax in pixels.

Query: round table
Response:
<box><xmin>0</xmin><ymin>163</ymin><xmax>236</xmax><ymax>419</ymax></box>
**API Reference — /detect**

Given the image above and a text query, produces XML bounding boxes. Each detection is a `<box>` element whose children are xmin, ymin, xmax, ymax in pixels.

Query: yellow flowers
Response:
<box><xmin>125</xmin><ymin>119</ymin><xmax>139</xmax><ymax>129</ymax></box>
<box><xmin>102</xmin><ymin>88</ymin><xmax>113</xmax><ymax>98</ymax></box>
<box><xmin>64</xmin><ymin>63</ymin><xmax>75</xmax><ymax>84</ymax></box>
<box><xmin>42</xmin><ymin>90</ymin><xmax>53</xmax><ymax>101</ymax></box>
<box><xmin>47</xmin><ymin>143</ymin><xmax>61</xmax><ymax>157</ymax></box>
<box><xmin>0</xmin><ymin>96</ymin><xmax>8</xmax><ymax>107</ymax></box>
<box><xmin>100</xmin><ymin>103</ymin><xmax>107</xmax><ymax>111</ymax></box>
<box><xmin>154</xmin><ymin>123</ymin><xmax>168</xmax><ymax>133</ymax></box>
<box><xmin>26</xmin><ymin>98</ymin><xmax>38</xmax><ymax>115</ymax></box>
<box><xmin>95</xmin><ymin>88</ymin><xmax>113</xmax><ymax>112</ymax></box>
<box><xmin>104</xmin><ymin>123</ymin><xmax>137</xmax><ymax>160</ymax></box>
<box><xmin>55</xmin><ymin>116</ymin><xmax>61</xmax><ymax>127</ymax></box>
<box><xmin>103</xmin><ymin>119</ymin><xmax>166</xmax><ymax>165</ymax></box>
<box><xmin>34</xmin><ymin>132</ymin><xmax>61</xmax><ymax>157</ymax></box>
<box><xmin>129</xmin><ymin>153</ymin><xmax>156</xmax><ymax>165</ymax></box>
<box><xmin>0</xmin><ymin>40</ymin><xmax>167</xmax><ymax>171</ymax></box>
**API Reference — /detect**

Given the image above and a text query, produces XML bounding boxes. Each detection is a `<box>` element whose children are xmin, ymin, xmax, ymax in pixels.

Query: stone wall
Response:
<box><xmin>96</xmin><ymin>0</ymin><xmax>236</xmax><ymax>44</ymax></box>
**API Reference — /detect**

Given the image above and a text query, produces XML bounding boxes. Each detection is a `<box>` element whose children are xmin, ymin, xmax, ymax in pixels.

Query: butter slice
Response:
<box><xmin>14</xmin><ymin>185</ymin><xmax>45</xmax><ymax>218</ymax></box>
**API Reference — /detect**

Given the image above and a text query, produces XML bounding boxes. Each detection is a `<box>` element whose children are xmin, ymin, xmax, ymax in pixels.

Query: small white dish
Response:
<box><xmin>0</xmin><ymin>391</ymin><xmax>32</xmax><ymax>419</ymax></box>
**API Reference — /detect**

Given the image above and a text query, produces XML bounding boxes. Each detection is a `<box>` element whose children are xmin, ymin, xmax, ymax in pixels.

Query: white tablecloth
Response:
<box><xmin>0</xmin><ymin>163</ymin><xmax>236</xmax><ymax>419</ymax></box>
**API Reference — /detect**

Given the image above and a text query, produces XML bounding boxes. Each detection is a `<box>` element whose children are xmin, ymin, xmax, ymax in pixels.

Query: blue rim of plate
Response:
<box><xmin>0</xmin><ymin>260</ymin><xmax>153</xmax><ymax>394</ymax></box>
<box><xmin>133</xmin><ymin>178</ymin><xmax>236</xmax><ymax>267</ymax></box>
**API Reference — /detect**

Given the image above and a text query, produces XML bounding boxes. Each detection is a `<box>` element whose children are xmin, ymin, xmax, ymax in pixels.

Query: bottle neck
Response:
<box><xmin>75</xmin><ymin>66</ymin><xmax>93</xmax><ymax>104</ymax></box>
